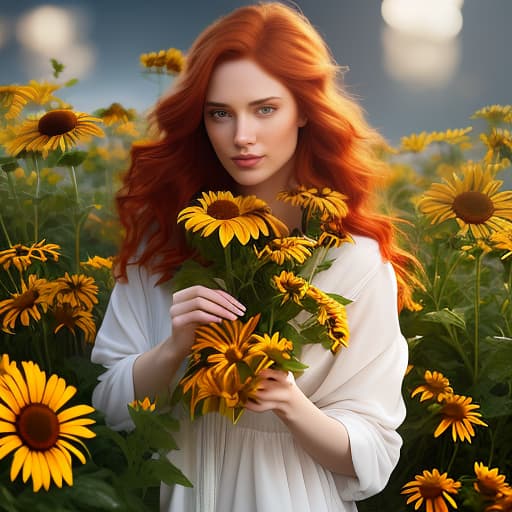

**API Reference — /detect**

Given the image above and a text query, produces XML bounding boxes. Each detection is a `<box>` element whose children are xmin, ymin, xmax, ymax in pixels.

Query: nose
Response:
<box><xmin>233</xmin><ymin>116</ymin><xmax>256</xmax><ymax>147</ymax></box>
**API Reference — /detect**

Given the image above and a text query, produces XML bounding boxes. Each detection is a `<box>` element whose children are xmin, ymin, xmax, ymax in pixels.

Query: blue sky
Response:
<box><xmin>1</xmin><ymin>0</ymin><xmax>510</xmax><ymax>144</ymax></box>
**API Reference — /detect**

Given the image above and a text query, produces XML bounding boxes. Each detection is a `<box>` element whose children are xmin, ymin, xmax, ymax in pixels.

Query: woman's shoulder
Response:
<box><xmin>315</xmin><ymin>235</ymin><xmax>387</xmax><ymax>299</ymax></box>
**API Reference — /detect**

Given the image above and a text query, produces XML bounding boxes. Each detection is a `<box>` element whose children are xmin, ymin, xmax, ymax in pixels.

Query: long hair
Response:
<box><xmin>116</xmin><ymin>2</ymin><xmax>420</xmax><ymax>308</ymax></box>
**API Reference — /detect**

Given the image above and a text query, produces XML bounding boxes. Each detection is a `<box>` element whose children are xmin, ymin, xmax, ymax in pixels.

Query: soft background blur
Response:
<box><xmin>0</xmin><ymin>0</ymin><xmax>510</xmax><ymax>144</ymax></box>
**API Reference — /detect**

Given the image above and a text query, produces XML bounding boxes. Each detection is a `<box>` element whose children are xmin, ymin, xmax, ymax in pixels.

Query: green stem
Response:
<box><xmin>446</xmin><ymin>442</ymin><xmax>459</xmax><ymax>474</ymax></box>
<box><xmin>223</xmin><ymin>244</ymin><xmax>234</xmax><ymax>294</ymax></box>
<box><xmin>474</xmin><ymin>252</ymin><xmax>483</xmax><ymax>382</ymax></box>
<box><xmin>435</xmin><ymin>252</ymin><xmax>464</xmax><ymax>309</ymax></box>
<box><xmin>306</xmin><ymin>246</ymin><xmax>328</xmax><ymax>283</ymax></box>
<box><xmin>32</xmin><ymin>155</ymin><xmax>41</xmax><ymax>242</ymax></box>
<box><xmin>0</xmin><ymin>212</ymin><xmax>13</xmax><ymax>246</ymax></box>
<box><xmin>6</xmin><ymin>172</ymin><xmax>29</xmax><ymax>242</ymax></box>
<box><xmin>41</xmin><ymin>320</ymin><xmax>52</xmax><ymax>373</ymax></box>
<box><xmin>68</xmin><ymin>166</ymin><xmax>81</xmax><ymax>273</ymax></box>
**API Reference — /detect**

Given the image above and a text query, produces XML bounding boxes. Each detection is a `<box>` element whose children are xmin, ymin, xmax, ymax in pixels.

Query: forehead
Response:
<box><xmin>205</xmin><ymin>58</ymin><xmax>292</xmax><ymax>102</ymax></box>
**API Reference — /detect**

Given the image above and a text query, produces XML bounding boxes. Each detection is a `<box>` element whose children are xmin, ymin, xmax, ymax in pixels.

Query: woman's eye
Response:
<box><xmin>259</xmin><ymin>106</ymin><xmax>276</xmax><ymax>115</ymax></box>
<box><xmin>209</xmin><ymin>110</ymin><xmax>230</xmax><ymax>120</ymax></box>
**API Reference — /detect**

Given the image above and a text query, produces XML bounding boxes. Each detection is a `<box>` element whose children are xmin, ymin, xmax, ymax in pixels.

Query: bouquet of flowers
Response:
<box><xmin>172</xmin><ymin>186</ymin><xmax>354</xmax><ymax>423</ymax></box>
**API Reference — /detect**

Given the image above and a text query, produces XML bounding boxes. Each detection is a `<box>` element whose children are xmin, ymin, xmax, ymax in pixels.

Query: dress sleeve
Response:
<box><xmin>91</xmin><ymin>265</ymin><xmax>172</xmax><ymax>431</ymax></box>
<box><xmin>299</xmin><ymin>241</ymin><xmax>408</xmax><ymax>501</ymax></box>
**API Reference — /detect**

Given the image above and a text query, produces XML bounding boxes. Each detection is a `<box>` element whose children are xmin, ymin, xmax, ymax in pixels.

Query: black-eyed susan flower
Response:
<box><xmin>5</xmin><ymin>109</ymin><xmax>104</xmax><ymax>158</ymax></box>
<box><xmin>419</xmin><ymin>162</ymin><xmax>512</xmax><ymax>238</ymax></box>
<box><xmin>129</xmin><ymin>397</ymin><xmax>156</xmax><ymax>412</ymax></box>
<box><xmin>254</xmin><ymin>236</ymin><xmax>316</xmax><ymax>265</ymax></box>
<box><xmin>248</xmin><ymin>332</ymin><xmax>294</xmax><ymax>370</ymax></box>
<box><xmin>411</xmin><ymin>370</ymin><xmax>454</xmax><ymax>402</ymax></box>
<box><xmin>0</xmin><ymin>275</ymin><xmax>52</xmax><ymax>332</ymax></box>
<box><xmin>401</xmin><ymin>468</ymin><xmax>461</xmax><ymax>512</ymax></box>
<box><xmin>277</xmin><ymin>186</ymin><xmax>349</xmax><ymax>221</ymax></box>
<box><xmin>51</xmin><ymin>273</ymin><xmax>99</xmax><ymax>311</ymax></box>
<box><xmin>472</xmin><ymin>104</ymin><xmax>512</xmax><ymax>124</ymax></box>
<box><xmin>474</xmin><ymin>462</ymin><xmax>510</xmax><ymax>500</ymax></box>
<box><xmin>273</xmin><ymin>271</ymin><xmax>308</xmax><ymax>305</ymax></box>
<box><xmin>318</xmin><ymin>217</ymin><xmax>354</xmax><ymax>248</ymax></box>
<box><xmin>51</xmin><ymin>303</ymin><xmax>96</xmax><ymax>344</ymax></box>
<box><xmin>81</xmin><ymin>255</ymin><xmax>114</xmax><ymax>270</ymax></box>
<box><xmin>0</xmin><ymin>360</ymin><xmax>95</xmax><ymax>492</ymax></box>
<box><xmin>0</xmin><ymin>240</ymin><xmax>60</xmax><ymax>272</ymax></box>
<box><xmin>177</xmin><ymin>191</ymin><xmax>288</xmax><ymax>247</ymax></box>
<box><xmin>0</xmin><ymin>85</ymin><xmax>37</xmax><ymax>119</ymax></box>
<box><xmin>433</xmin><ymin>394</ymin><xmax>487</xmax><ymax>443</ymax></box>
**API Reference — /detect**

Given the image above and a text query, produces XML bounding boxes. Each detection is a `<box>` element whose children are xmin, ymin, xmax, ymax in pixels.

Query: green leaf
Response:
<box><xmin>325</xmin><ymin>292</ymin><xmax>352</xmax><ymax>306</ymax></box>
<box><xmin>50</xmin><ymin>58</ymin><xmax>65</xmax><ymax>78</ymax></box>
<box><xmin>58</xmin><ymin>151</ymin><xmax>88</xmax><ymax>167</ymax></box>
<box><xmin>146</xmin><ymin>457</ymin><xmax>193</xmax><ymax>488</ymax></box>
<box><xmin>171</xmin><ymin>259</ymin><xmax>219</xmax><ymax>292</ymax></box>
<box><xmin>480</xmin><ymin>336</ymin><xmax>512</xmax><ymax>382</ymax></box>
<box><xmin>422</xmin><ymin>308</ymin><xmax>466</xmax><ymax>330</ymax></box>
<box><xmin>64</xmin><ymin>78</ymin><xmax>79</xmax><ymax>87</ymax></box>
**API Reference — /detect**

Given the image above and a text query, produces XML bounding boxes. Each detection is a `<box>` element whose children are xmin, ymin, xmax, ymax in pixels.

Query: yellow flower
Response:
<box><xmin>81</xmin><ymin>255</ymin><xmax>114</xmax><ymax>270</ymax></box>
<box><xmin>277</xmin><ymin>186</ymin><xmax>349</xmax><ymax>220</ymax></box>
<box><xmin>140</xmin><ymin>48</ymin><xmax>184</xmax><ymax>74</ymax></box>
<box><xmin>254</xmin><ymin>237</ymin><xmax>316</xmax><ymax>265</ymax></box>
<box><xmin>95</xmin><ymin>102</ymin><xmax>136</xmax><ymax>126</ymax></box>
<box><xmin>0</xmin><ymin>275</ymin><xmax>52</xmax><ymax>332</ymax></box>
<box><xmin>431</xmin><ymin>127</ymin><xmax>473</xmax><ymax>148</ymax></box>
<box><xmin>248</xmin><ymin>332</ymin><xmax>293</xmax><ymax>369</ymax></box>
<box><xmin>474</xmin><ymin>462</ymin><xmax>510</xmax><ymax>500</ymax></box>
<box><xmin>419</xmin><ymin>162</ymin><xmax>512</xmax><ymax>238</ymax></box>
<box><xmin>486</xmin><ymin>491</ymin><xmax>512</xmax><ymax>512</ymax></box>
<box><xmin>472</xmin><ymin>104</ymin><xmax>512</xmax><ymax>124</ymax></box>
<box><xmin>411</xmin><ymin>370</ymin><xmax>453</xmax><ymax>402</ymax></box>
<box><xmin>0</xmin><ymin>240</ymin><xmax>60</xmax><ymax>272</ymax></box>
<box><xmin>129</xmin><ymin>397</ymin><xmax>156</xmax><ymax>412</ymax></box>
<box><xmin>273</xmin><ymin>271</ymin><xmax>309</xmax><ymax>305</ymax></box>
<box><xmin>27</xmin><ymin>80</ymin><xmax>65</xmax><ymax>107</ymax></box>
<box><xmin>0</xmin><ymin>361</ymin><xmax>95</xmax><ymax>492</ymax></box>
<box><xmin>434</xmin><ymin>394</ymin><xmax>487</xmax><ymax>443</ymax></box>
<box><xmin>165</xmin><ymin>48</ymin><xmax>185</xmax><ymax>74</ymax></box>
<box><xmin>178</xmin><ymin>191</ymin><xmax>288</xmax><ymax>247</ymax></box>
<box><xmin>51</xmin><ymin>273</ymin><xmax>99</xmax><ymax>311</ymax></box>
<box><xmin>318</xmin><ymin>217</ymin><xmax>354</xmax><ymax>248</ymax></box>
<box><xmin>307</xmin><ymin>286</ymin><xmax>349</xmax><ymax>354</ymax></box>
<box><xmin>5</xmin><ymin>109</ymin><xmax>104</xmax><ymax>158</ymax></box>
<box><xmin>51</xmin><ymin>303</ymin><xmax>96</xmax><ymax>344</ymax></box>
<box><xmin>400</xmin><ymin>131</ymin><xmax>435</xmax><ymax>153</ymax></box>
<box><xmin>0</xmin><ymin>85</ymin><xmax>37</xmax><ymax>119</ymax></box>
<box><xmin>401</xmin><ymin>468</ymin><xmax>461</xmax><ymax>512</ymax></box>
<box><xmin>0</xmin><ymin>353</ymin><xmax>16</xmax><ymax>377</ymax></box>
<box><xmin>481</xmin><ymin>128</ymin><xmax>512</xmax><ymax>162</ymax></box>
<box><xmin>490</xmin><ymin>226</ymin><xmax>512</xmax><ymax>259</ymax></box>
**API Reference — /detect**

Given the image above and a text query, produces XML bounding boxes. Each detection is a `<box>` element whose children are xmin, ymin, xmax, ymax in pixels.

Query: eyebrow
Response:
<box><xmin>204</xmin><ymin>96</ymin><xmax>282</xmax><ymax>107</ymax></box>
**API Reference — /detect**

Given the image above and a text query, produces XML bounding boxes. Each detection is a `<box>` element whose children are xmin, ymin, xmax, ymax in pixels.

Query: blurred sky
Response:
<box><xmin>0</xmin><ymin>0</ymin><xmax>510</xmax><ymax>144</ymax></box>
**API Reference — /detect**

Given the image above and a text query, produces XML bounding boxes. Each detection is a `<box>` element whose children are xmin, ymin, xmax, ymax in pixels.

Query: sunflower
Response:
<box><xmin>419</xmin><ymin>163</ymin><xmax>512</xmax><ymax>238</ymax></box>
<box><xmin>490</xmin><ymin>227</ymin><xmax>512</xmax><ymax>259</ymax></box>
<box><xmin>81</xmin><ymin>255</ymin><xmax>114</xmax><ymax>270</ymax></box>
<box><xmin>474</xmin><ymin>462</ymin><xmax>510</xmax><ymax>500</ymax></box>
<box><xmin>51</xmin><ymin>272</ymin><xmax>99</xmax><ymax>311</ymax></box>
<box><xmin>129</xmin><ymin>397</ymin><xmax>156</xmax><ymax>412</ymax></box>
<box><xmin>411</xmin><ymin>370</ymin><xmax>454</xmax><ymax>402</ymax></box>
<box><xmin>140</xmin><ymin>48</ymin><xmax>185</xmax><ymax>74</ymax></box>
<box><xmin>317</xmin><ymin>217</ymin><xmax>354</xmax><ymax>248</ymax></box>
<box><xmin>0</xmin><ymin>353</ymin><xmax>16</xmax><ymax>377</ymax></box>
<box><xmin>248</xmin><ymin>332</ymin><xmax>294</xmax><ymax>370</ymax></box>
<box><xmin>486</xmin><ymin>492</ymin><xmax>512</xmax><ymax>512</ymax></box>
<box><xmin>51</xmin><ymin>303</ymin><xmax>97</xmax><ymax>344</ymax></box>
<box><xmin>277</xmin><ymin>186</ymin><xmax>349</xmax><ymax>221</ymax></box>
<box><xmin>0</xmin><ymin>85</ymin><xmax>37</xmax><ymax>119</ymax></box>
<box><xmin>254</xmin><ymin>236</ymin><xmax>316</xmax><ymax>265</ymax></box>
<box><xmin>27</xmin><ymin>80</ymin><xmax>65</xmax><ymax>107</ymax></box>
<box><xmin>273</xmin><ymin>271</ymin><xmax>309</xmax><ymax>305</ymax></box>
<box><xmin>5</xmin><ymin>109</ymin><xmax>104</xmax><ymax>158</ymax></box>
<box><xmin>433</xmin><ymin>394</ymin><xmax>487</xmax><ymax>443</ymax></box>
<box><xmin>400</xmin><ymin>131</ymin><xmax>435</xmax><ymax>153</ymax></box>
<box><xmin>178</xmin><ymin>191</ymin><xmax>288</xmax><ymax>247</ymax></box>
<box><xmin>0</xmin><ymin>275</ymin><xmax>52</xmax><ymax>332</ymax></box>
<box><xmin>0</xmin><ymin>360</ymin><xmax>95</xmax><ymax>491</ymax></box>
<box><xmin>401</xmin><ymin>468</ymin><xmax>461</xmax><ymax>512</ymax></box>
<box><xmin>95</xmin><ymin>102</ymin><xmax>136</xmax><ymax>126</ymax></box>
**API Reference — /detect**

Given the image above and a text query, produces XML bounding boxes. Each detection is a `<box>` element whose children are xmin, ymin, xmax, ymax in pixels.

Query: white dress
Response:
<box><xmin>91</xmin><ymin>235</ymin><xmax>408</xmax><ymax>512</ymax></box>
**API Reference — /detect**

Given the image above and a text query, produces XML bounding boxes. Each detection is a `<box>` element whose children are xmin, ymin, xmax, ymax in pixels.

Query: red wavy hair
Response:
<box><xmin>116</xmin><ymin>2</ymin><xmax>420</xmax><ymax>308</ymax></box>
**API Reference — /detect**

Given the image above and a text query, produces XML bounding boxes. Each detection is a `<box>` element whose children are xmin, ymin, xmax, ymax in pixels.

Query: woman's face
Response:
<box><xmin>204</xmin><ymin>58</ymin><xmax>306</xmax><ymax>198</ymax></box>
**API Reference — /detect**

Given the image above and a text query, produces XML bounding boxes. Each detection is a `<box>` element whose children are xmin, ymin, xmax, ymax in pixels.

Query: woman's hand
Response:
<box><xmin>169</xmin><ymin>285</ymin><xmax>246</xmax><ymax>356</ymax></box>
<box><xmin>245</xmin><ymin>368</ymin><xmax>299</xmax><ymax>418</ymax></box>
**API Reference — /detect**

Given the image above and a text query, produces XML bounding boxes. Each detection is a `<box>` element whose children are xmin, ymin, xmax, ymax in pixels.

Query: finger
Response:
<box><xmin>257</xmin><ymin>368</ymin><xmax>289</xmax><ymax>381</ymax></box>
<box><xmin>171</xmin><ymin>296</ymin><xmax>242</xmax><ymax>322</ymax></box>
<box><xmin>173</xmin><ymin>287</ymin><xmax>246</xmax><ymax>316</ymax></box>
<box><xmin>171</xmin><ymin>309</ymin><xmax>225</xmax><ymax>330</ymax></box>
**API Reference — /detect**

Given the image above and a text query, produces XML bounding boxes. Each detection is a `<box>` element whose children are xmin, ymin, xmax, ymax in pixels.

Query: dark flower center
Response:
<box><xmin>13</xmin><ymin>289</ymin><xmax>39</xmax><ymax>309</ymax></box>
<box><xmin>17</xmin><ymin>403</ymin><xmax>60</xmax><ymax>451</ymax></box>
<box><xmin>207</xmin><ymin>200</ymin><xmax>240</xmax><ymax>220</ymax></box>
<box><xmin>224</xmin><ymin>347</ymin><xmax>244</xmax><ymax>363</ymax></box>
<box><xmin>38</xmin><ymin>110</ymin><xmax>78</xmax><ymax>136</ymax></box>
<box><xmin>452</xmin><ymin>191</ymin><xmax>495</xmax><ymax>224</ymax></box>
<box><xmin>420</xmin><ymin>482</ymin><xmax>443</xmax><ymax>499</ymax></box>
<box><xmin>53</xmin><ymin>304</ymin><xmax>76</xmax><ymax>328</ymax></box>
<box><xmin>442</xmin><ymin>402</ymin><xmax>465</xmax><ymax>420</ymax></box>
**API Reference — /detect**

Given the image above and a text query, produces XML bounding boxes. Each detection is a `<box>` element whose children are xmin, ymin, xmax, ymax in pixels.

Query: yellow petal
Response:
<box><xmin>10</xmin><ymin>445</ymin><xmax>29</xmax><ymax>480</ymax></box>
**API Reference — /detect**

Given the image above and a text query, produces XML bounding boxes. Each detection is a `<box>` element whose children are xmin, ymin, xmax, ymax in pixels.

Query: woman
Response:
<box><xmin>91</xmin><ymin>3</ymin><xmax>418</xmax><ymax>511</ymax></box>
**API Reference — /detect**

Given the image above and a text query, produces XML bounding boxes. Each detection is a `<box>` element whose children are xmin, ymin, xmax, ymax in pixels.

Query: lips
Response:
<box><xmin>231</xmin><ymin>155</ymin><xmax>263</xmax><ymax>169</ymax></box>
